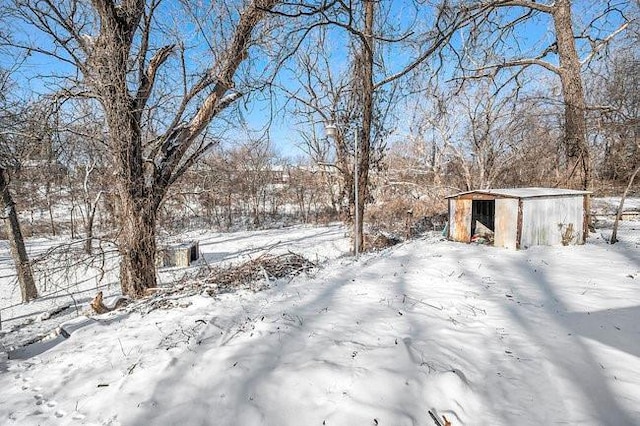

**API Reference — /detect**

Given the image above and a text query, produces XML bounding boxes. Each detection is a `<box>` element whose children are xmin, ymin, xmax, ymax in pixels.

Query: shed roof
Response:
<box><xmin>446</xmin><ymin>187</ymin><xmax>591</xmax><ymax>199</ymax></box>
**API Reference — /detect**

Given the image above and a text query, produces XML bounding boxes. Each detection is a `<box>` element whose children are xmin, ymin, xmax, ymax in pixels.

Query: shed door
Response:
<box><xmin>494</xmin><ymin>198</ymin><xmax>518</xmax><ymax>249</ymax></box>
<box><xmin>450</xmin><ymin>199</ymin><xmax>472</xmax><ymax>242</ymax></box>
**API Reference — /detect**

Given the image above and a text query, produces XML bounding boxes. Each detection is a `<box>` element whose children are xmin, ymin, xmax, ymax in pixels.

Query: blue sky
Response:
<box><xmin>1</xmin><ymin>0</ymin><xmax>635</xmax><ymax>159</ymax></box>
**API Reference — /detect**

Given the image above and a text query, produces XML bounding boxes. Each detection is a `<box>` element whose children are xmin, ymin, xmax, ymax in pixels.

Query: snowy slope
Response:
<box><xmin>1</xmin><ymin>223</ymin><xmax>639</xmax><ymax>426</ymax></box>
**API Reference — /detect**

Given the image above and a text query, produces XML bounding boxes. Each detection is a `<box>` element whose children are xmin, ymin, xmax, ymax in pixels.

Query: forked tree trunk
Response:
<box><xmin>1</xmin><ymin>168</ymin><xmax>38</xmax><ymax>302</ymax></box>
<box><xmin>79</xmin><ymin>0</ymin><xmax>278</xmax><ymax>297</ymax></box>
<box><xmin>45</xmin><ymin>181</ymin><xmax>57</xmax><ymax>236</ymax></box>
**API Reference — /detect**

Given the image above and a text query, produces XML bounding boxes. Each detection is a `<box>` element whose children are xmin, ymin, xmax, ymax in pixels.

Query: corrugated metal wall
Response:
<box><xmin>521</xmin><ymin>196</ymin><xmax>585</xmax><ymax>248</ymax></box>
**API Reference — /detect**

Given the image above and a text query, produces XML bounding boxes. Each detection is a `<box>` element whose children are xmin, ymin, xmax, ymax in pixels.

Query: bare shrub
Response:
<box><xmin>366</xmin><ymin>198</ymin><xmax>447</xmax><ymax>240</ymax></box>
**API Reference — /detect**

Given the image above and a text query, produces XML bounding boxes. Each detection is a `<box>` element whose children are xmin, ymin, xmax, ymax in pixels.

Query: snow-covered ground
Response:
<box><xmin>1</xmin><ymin>213</ymin><xmax>639</xmax><ymax>425</ymax></box>
<box><xmin>0</xmin><ymin>224</ymin><xmax>350</xmax><ymax>351</ymax></box>
<box><xmin>592</xmin><ymin>197</ymin><xmax>640</xmax><ymax>215</ymax></box>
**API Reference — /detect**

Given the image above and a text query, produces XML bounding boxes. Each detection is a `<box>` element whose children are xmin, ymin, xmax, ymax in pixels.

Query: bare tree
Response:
<box><xmin>587</xmin><ymin>46</ymin><xmax>640</xmax><ymax>243</ymax></box>
<box><xmin>0</xmin><ymin>69</ymin><xmax>38</xmax><ymax>301</ymax></box>
<box><xmin>415</xmin><ymin>81</ymin><xmax>523</xmax><ymax>191</ymax></box>
<box><xmin>588</xmin><ymin>51</ymin><xmax>640</xmax><ymax>185</ymax></box>
<box><xmin>205</xmin><ymin>152</ymin><xmax>239</xmax><ymax>231</ymax></box>
<box><xmin>6</xmin><ymin>0</ymin><xmax>290</xmax><ymax>296</ymax></box>
<box><xmin>463</xmin><ymin>0</ymin><xmax>633</xmax><ymax>194</ymax></box>
<box><xmin>53</xmin><ymin>103</ymin><xmax>111</xmax><ymax>253</ymax></box>
<box><xmin>229</xmin><ymin>139</ymin><xmax>276</xmax><ymax>227</ymax></box>
<box><xmin>283</xmin><ymin>29</ymin><xmax>363</xmax><ymax>222</ymax></box>
<box><xmin>286</xmin><ymin>0</ymin><xmax>479</xmax><ymax>251</ymax></box>
<box><xmin>0</xmin><ymin>166</ymin><xmax>39</xmax><ymax>302</ymax></box>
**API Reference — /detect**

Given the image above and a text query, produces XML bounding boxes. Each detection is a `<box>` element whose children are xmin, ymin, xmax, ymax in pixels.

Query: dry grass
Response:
<box><xmin>366</xmin><ymin>198</ymin><xmax>447</xmax><ymax>239</ymax></box>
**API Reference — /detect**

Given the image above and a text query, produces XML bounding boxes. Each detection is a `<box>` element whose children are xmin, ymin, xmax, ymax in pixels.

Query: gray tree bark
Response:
<box><xmin>1</xmin><ymin>168</ymin><xmax>38</xmax><ymax>302</ymax></box>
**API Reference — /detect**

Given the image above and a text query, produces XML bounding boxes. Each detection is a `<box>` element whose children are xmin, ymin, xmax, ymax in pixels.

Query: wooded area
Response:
<box><xmin>0</xmin><ymin>0</ymin><xmax>638</xmax><ymax>299</ymax></box>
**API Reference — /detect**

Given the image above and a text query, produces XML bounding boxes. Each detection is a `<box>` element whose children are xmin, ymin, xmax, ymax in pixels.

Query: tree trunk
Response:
<box><xmin>356</xmin><ymin>0</ymin><xmax>375</xmax><ymax>253</ymax></box>
<box><xmin>45</xmin><ymin>180</ymin><xmax>57</xmax><ymax>236</ymax></box>
<box><xmin>84</xmin><ymin>211</ymin><xmax>95</xmax><ymax>255</ymax></box>
<box><xmin>109</xmin><ymin>126</ymin><xmax>156</xmax><ymax>297</ymax></box>
<box><xmin>67</xmin><ymin>172</ymin><xmax>77</xmax><ymax>239</ymax></box>
<box><xmin>334</xmin><ymin>133</ymin><xmax>354</xmax><ymax>222</ymax></box>
<box><xmin>118</xmin><ymin>196</ymin><xmax>158</xmax><ymax>297</ymax></box>
<box><xmin>1</xmin><ymin>168</ymin><xmax>38</xmax><ymax>302</ymax></box>
<box><xmin>84</xmin><ymin>1</ymin><xmax>153</xmax><ymax>297</ymax></box>
<box><xmin>70</xmin><ymin>207</ymin><xmax>76</xmax><ymax>239</ymax></box>
<box><xmin>553</xmin><ymin>0</ymin><xmax>591</xmax><ymax>192</ymax></box>
<box><xmin>552</xmin><ymin>0</ymin><xmax>593</xmax><ymax>232</ymax></box>
<box><xmin>226</xmin><ymin>192</ymin><xmax>232</xmax><ymax>230</ymax></box>
<box><xmin>83</xmin><ymin>191</ymin><xmax>102</xmax><ymax>255</ymax></box>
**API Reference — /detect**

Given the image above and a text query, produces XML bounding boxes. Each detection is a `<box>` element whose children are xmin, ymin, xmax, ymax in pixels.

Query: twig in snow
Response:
<box><xmin>429</xmin><ymin>411</ymin><xmax>442</xmax><ymax>426</ymax></box>
<box><xmin>403</xmin><ymin>294</ymin><xmax>443</xmax><ymax>311</ymax></box>
<box><xmin>117</xmin><ymin>338</ymin><xmax>130</xmax><ymax>357</ymax></box>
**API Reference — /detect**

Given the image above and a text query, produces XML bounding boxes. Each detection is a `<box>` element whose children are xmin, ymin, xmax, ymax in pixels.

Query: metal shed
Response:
<box><xmin>446</xmin><ymin>187</ymin><xmax>591</xmax><ymax>249</ymax></box>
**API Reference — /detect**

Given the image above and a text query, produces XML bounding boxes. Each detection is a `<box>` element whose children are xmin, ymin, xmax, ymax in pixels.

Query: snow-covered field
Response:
<box><xmin>1</xmin><ymin>216</ymin><xmax>639</xmax><ymax>425</ymax></box>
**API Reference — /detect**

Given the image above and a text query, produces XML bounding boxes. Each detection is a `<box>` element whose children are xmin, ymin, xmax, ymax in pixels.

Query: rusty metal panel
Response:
<box><xmin>494</xmin><ymin>198</ymin><xmax>518</xmax><ymax>249</ymax></box>
<box><xmin>449</xmin><ymin>199</ymin><xmax>472</xmax><ymax>242</ymax></box>
<box><xmin>521</xmin><ymin>196</ymin><xmax>585</xmax><ymax>248</ymax></box>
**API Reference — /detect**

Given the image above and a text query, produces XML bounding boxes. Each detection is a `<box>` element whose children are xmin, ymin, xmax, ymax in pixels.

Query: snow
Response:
<box><xmin>592</xmin><ymin>197</ymin><xmax>640</xmax><ymax>214</ymax></box>
<box><xmin>0</xmin><ymin>224</ymin><xmax>350</xmax><ymax>350</ymax></box>
<box><xmin>1</xmin><ymin>220</ymin><xmax>640</xmax><ymax>425</ymax></box>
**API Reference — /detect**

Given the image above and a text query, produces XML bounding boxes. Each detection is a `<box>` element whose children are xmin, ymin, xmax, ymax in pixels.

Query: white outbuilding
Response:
<box><xmin>446</xmin><ymin>187</ymin><xmax>591</xmax><ymax>249</ymax></box>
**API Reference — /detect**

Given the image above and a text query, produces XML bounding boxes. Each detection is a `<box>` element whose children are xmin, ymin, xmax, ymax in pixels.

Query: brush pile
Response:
<box><xmin>203</xmin><ymin>252</ymin><xmax>316</xmax><ymax>294</ymax></box>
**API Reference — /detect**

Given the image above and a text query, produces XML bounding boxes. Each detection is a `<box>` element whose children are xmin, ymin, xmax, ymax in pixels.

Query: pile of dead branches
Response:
<box><xmin>202</xmin><ymin>252</ymin><xmax>316</xmax><ymax>294</ymax></box>
<box><xmin>109</xmin><ymin>252</ymin><xmax>317</xmax><ymax>315</ymax></box>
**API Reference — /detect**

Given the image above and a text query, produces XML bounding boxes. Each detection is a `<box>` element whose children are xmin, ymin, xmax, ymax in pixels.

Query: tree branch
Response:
<box><xmin>151</xmin><ymin>0</ymin><xmax>280</xmax><ymax>197</ymax></box>
<box><xmin>473</xmin><ymin>57</ymin><xmax>560</xmax><ymax>76</ymax></box>
<box><xmin>135</xmin><ymin>44</ymin><xmax>176</xmax><ymax>115</ymax></box>
<box><xmin>580</xmin><ymin>21</ymin><xmax>630</xmax><ymax>66</ymax></box>
<box><xmin>492</xmin><ymin>0</ymin><xmax>554</xmax><ymax>14</ymax></box>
